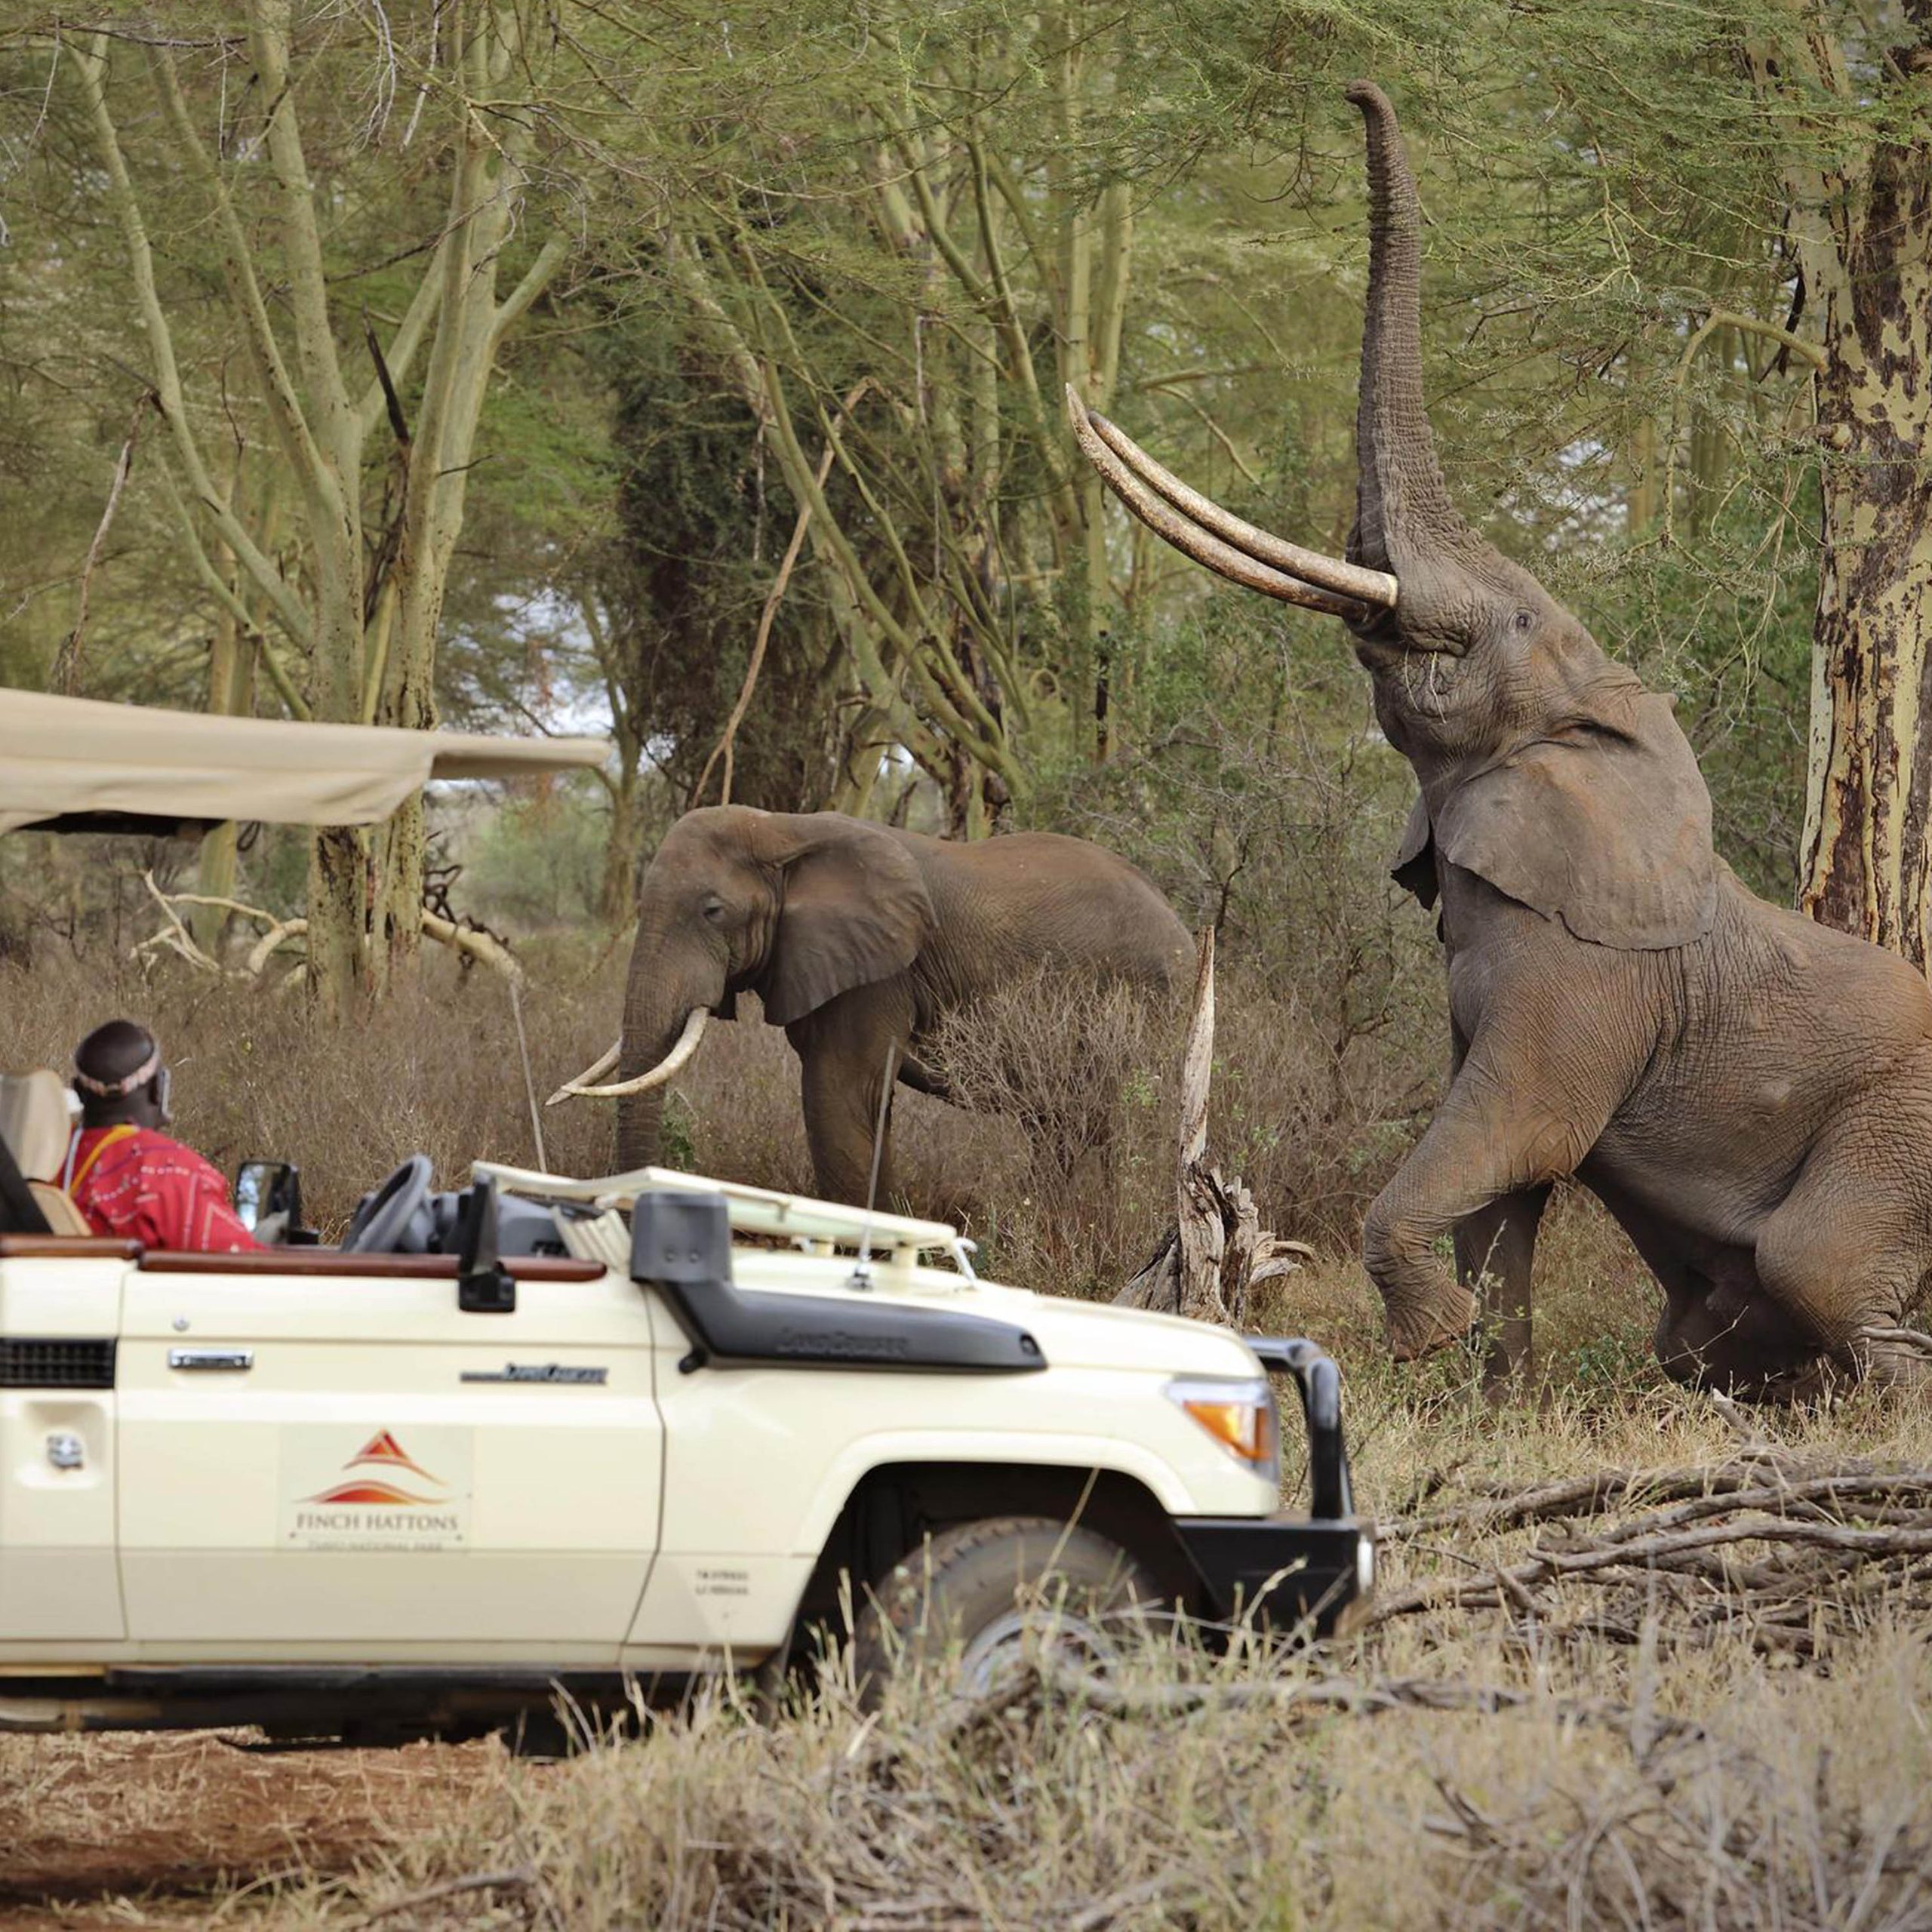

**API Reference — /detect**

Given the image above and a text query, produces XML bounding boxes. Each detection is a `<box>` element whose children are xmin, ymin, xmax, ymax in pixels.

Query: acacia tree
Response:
<box><xmin>583</xmin><ymin>0</ymin><xmax>1277</xmax><ymax>836</ymax></box>
<box><xmin>1755</xmin><ymin>20</ymin><xmax>1932</xmax><ymax>962</ymax></box>
<box><xmin>71</xmin><ymin>2</ymin><xmax>570</xmax><ymax>1008</ymax></box>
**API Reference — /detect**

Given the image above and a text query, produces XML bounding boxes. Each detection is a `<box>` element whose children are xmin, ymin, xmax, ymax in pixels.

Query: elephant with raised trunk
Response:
<box><xmin>1069</xmin><ymin>82</ymin><xmax>1932</xmax><ymax>1398</ymax></box>
<box><xmin>552</xmin><ymin>806</ymin><xmax>1191</xmax><ymax>1208</ymax></box>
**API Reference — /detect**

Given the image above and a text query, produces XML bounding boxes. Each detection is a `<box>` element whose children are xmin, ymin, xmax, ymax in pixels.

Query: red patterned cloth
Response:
<box><xmin>63</xmin><ymin>1124</ymin><xmax>261</xmax><ymax>1253</ymax></box>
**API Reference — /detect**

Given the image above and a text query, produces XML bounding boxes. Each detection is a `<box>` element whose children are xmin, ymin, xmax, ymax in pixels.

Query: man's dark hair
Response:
<box><xmin>73</xmin><ymin>1019</ymin><xmax>167</xmax><ymax>1129</ymax></box>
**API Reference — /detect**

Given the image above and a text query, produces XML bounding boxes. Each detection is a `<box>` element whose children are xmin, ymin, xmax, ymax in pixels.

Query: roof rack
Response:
<box><xmin>470</xmin><ymin>1161</ymin><xmax>974</xmax><ymax>1272</ymax></box>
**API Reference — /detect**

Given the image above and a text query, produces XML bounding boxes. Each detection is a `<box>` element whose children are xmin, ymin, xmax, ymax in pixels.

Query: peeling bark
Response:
<box><xmin>1794</xmin><ymin>112</ymin><xmax>1932</xmax><ymax>964</ymax></box>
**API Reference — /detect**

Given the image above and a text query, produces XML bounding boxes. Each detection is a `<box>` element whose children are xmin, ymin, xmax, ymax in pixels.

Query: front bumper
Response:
<box><xmin>1174</xmin><ymin>1334</ymin><xmax>1373</xmax><ymax>1632</ymax></box>
<box><xmin>1173</xmin><ymin>1512</ymin><xmax>1374</xmax><ymax>1632</ymax></box>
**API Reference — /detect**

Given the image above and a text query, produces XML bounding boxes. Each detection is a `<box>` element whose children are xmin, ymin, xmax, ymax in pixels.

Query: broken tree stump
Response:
<box><xmin>1115</xmin><ymin>926</ymin><xmax>1312</xmax><ymax>1324</ymax></box>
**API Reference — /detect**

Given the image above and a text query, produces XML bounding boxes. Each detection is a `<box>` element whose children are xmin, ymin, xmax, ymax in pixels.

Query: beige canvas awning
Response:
<box><xmin>0</xmin><ymin>690</ymin><xmax>610</xmax><ymax>837</ymax></box>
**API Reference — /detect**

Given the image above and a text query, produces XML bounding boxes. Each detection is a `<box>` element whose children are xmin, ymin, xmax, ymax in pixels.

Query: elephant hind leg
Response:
<box><xmin>1750</xmin><ymin>1115</ymin><xmax>1932</xmax><ymax>1396</ymax></box>
<box><xmin>1652</xmin><ymin>1259</ymin><xmax>1828</xmax><ymax>1401</ymax></box>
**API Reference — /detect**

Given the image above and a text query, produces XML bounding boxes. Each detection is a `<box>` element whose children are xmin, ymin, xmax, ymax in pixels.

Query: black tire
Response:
<box><xmin>851</xmin><ymin>1515</ymin><xmax>1164</xmax><ymax>1706</ymax></box>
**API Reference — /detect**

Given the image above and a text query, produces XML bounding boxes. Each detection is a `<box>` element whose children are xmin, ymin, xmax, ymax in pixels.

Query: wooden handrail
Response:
<box><xmin>137</xmin><ymin>1249</ymin><xmax>607</xmax><ymax>1281</ymax></box>
<box><xmin>0</xmin><ymin>1235</ymin><xmax>142</xmax><ymax>1259</ymax></box>
<box><xmin>0</xmin><ymin>1235</ymin><xmax>606</xmax><ymax>1280</ymax></box>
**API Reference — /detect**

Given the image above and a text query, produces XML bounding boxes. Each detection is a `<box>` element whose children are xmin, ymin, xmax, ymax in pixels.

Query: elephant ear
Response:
<box><xmin>1434</xmin><ymin>685</ymin><xmax>1717</xmax><ymax>949</ymax></box>
<box><xmin>760</xmin><ymin>815</ymin><xmax>938</xmax><ymax>1026</ymax></box>
<box><xmin>1391</xmin><ymin>792</ymin><xmax>1438</xmax><ymax>910</ymax></box>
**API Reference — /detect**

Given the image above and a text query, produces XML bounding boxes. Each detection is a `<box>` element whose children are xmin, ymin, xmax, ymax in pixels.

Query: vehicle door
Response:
<box><xmin>116</xmin><ymin>1248</ymin><xmax>661</xmax><ymax>1662</ymax></box>
<box><xmin>0</xmin><ymin>1239</ymin><xmax>133</xmax><ymax>1648</ymax></box>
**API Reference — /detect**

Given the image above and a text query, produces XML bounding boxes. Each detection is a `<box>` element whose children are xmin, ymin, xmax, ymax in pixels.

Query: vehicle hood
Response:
<box><xmin>731</xmin><ymin>1250</ymin><xmax>1264</xmax><ymax>1379</ymax></box>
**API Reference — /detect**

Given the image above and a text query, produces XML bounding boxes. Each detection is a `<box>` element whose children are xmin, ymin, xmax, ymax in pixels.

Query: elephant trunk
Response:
<box><xmin>615</xmin><ymin>1081</ymin><xmax>668</xmax><ymax>1177</ymax></box>
<box><xmin>613</xmin><ymin>916</ymin><xmax>726</xmax><ymax>1169</ymax></box>
<box><xmin>1347</xmin><ymin>82</ymin><xmax>1494</xmax><ymax>592</ymax></box>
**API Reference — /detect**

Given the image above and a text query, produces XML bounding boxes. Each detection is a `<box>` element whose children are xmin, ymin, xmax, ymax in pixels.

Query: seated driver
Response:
<box><xmin>62</xmin><ymin>1020</ymin><xmax>260</xmax><ymax>1253</ymax></box>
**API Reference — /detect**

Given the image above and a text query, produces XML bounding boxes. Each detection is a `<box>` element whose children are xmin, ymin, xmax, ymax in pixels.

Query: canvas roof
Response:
<box><xmin>0</xmin><ymin>690</ymin><xmax>609</xmax><ymax>837</ymax></box>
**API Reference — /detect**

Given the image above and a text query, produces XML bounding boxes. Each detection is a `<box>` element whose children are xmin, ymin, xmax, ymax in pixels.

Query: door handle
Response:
<box><xmin>168</xmin><ymin>1347</ymin><xmax>254</xmax><ymax>1372</ymax></box>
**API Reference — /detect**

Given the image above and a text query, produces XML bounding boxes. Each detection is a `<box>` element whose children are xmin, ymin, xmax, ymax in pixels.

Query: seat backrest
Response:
<box><xmin>0</xmin><ymin>1071</ymin><xmax>74</xmax><ymax>1183</ymax></box>
<box><xmin>28</xmin><ymin>1179</ymin><xmax>93</xmax><ymax>1237</ymax></box>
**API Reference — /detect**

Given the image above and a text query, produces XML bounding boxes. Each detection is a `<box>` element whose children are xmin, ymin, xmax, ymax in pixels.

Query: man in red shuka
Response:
<box><xmin>62</xmin><ymin>1020</ymin><xmax>260</xmax><ymax>1253</ymax></box>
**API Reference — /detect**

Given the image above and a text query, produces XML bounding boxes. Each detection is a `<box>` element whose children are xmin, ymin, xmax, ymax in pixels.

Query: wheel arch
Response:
<box><xmin>789</xmin><ymin>1459</ymin><xmax>1204</xmax><ymax>1636</ymax></box>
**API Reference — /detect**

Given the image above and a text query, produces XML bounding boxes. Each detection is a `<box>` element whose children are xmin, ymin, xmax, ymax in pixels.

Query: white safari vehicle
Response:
<box><xmin>0</xmin><ymin>1107</ymin><xmax>1372</xmax><ymax>1740</ymax></box>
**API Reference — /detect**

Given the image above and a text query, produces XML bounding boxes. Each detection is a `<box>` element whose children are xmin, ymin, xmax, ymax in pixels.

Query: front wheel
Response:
<box><xmin>851</xmin><ymin>1515</ymin><xmax>1165</xmax><ymax>1706</ymax></box>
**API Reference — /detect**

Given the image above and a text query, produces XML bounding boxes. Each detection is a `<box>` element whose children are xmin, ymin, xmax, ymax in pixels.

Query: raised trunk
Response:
<box><xmin>1795</xmin><ymin>131</ymin><xmax>1932</xmax><ymax>966</ymax></box>
<box><xmin>1347</xmin><ymin>83</ymin><xmax>1479</xmax><ymax>578</ymax></box>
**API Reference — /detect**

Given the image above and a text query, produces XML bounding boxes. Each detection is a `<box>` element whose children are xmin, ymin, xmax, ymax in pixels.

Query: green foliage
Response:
<box><xmin>458</xmin><ymin>779</ymin><xmax>608</xmax><ymax>933</ymax></box>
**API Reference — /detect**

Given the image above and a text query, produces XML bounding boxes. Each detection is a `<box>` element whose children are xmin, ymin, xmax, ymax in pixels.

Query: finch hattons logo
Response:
<box><xmin>303</xmin><ymin>1429</ymin><xmax>447</xmax><ymax>1506</ymax></box>
<box><xmin>281</xmin><ymin>1425</ymin><xmax>472</xmax><ymax>1549</ymax></box>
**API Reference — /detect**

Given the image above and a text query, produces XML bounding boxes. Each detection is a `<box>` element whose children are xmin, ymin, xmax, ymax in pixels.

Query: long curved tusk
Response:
<box><xmin>546</xmin><ymin>1008</ymin><xmax>709</xmax><ymax>1103</ymax></box>
<box><xmin>1085</xmin><ymin>406</ymin><xmax>1399</xmax><ymax>609</ymax></box>
<box><xmin>546</xmin><ymin>1039</ymin><xmax>620</xmax><ymax>1106</ymax></box>
<box><xmin>1065</xmin><ymin>387</ymin><xmax>1395</xmax><ymax>618</ymax></box>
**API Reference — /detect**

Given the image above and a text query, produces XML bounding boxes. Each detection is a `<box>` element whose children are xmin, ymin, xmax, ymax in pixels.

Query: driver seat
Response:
<box><xmin>0</xmin><ymin>1070</ymin><xmax>93</xmax><ymax>1237</ymax></box>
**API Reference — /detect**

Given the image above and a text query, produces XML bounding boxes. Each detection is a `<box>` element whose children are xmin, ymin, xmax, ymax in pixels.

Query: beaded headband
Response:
<box><xmin>73</xmin><ymin>1039</ymin><xmax>162</xmax><ymax>1100</ymax></box>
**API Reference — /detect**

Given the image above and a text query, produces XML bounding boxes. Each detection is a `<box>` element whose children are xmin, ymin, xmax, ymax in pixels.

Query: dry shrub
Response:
<box><xmin>921</xmin><ymin>971</ymin><xmax>1179</xmax><ymax>1293</ymax></box>
<box><xmin>906</xmin><ymin>959</ymin><xmax>1433</xmax><ymax>1300</ymax></box>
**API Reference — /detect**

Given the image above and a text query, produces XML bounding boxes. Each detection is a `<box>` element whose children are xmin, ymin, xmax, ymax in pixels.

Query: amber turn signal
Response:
<box><xmin>1166</xmin><ymin>1376</ymin><xmax>1279</xmax><ymax>1484</ymax></box>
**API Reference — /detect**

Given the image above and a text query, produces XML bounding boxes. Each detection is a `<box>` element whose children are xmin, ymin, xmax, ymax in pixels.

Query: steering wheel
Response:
<box><xmin>340</xmin><ymin>1154</ymin><xmax>435</xmax><ymax>1254</ymax></box>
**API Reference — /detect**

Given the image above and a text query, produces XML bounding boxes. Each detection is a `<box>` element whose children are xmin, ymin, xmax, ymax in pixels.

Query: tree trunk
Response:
<box><xmin>192</xmin><ymin>602</ymin><xmax>257</xmax><ymax>958</ymax></box>
<box><xmin>599</xmin><ymin>762</ymin><xmax>648</xmax><ymax>925</ymax></box>
<box><xmin>1796</xmin><ymin>140</ymin><xmax>1932</xmax><ymax>964</ymax></box>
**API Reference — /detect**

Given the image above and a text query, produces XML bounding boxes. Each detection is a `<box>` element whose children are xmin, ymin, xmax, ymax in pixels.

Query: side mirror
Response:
<box><xmin>630</xmin><ymin>1190</ymin><xmax>733</xmax><ymax>1288</ymax></box>
<box><xmin>234</xmin><ymin>1160</ymin><xmax>303</xmax><ymax>1239</ymax></box>
<box><xmin>455</xmin><ymin>1177</ymin><xmax>516</xmax><ymax>1315</ymax></box>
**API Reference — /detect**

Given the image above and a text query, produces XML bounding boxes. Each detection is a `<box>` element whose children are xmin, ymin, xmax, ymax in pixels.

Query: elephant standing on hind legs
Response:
<box><xmin>1069</xmin><ymin>81</ymin><xmax>1932</xmax><ymax>1400</ymax></box>
<box><xmin>551</xmin><ymin>806</ymin><xmax>1191</xmax><ymax>1209</ymax></box>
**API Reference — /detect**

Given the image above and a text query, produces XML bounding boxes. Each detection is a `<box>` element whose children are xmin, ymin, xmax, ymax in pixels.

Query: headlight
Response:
<box><xmin>1166</xmin><ymin>1374</ymin><xmax>1279</xmax><ymax>1487</ymax></box>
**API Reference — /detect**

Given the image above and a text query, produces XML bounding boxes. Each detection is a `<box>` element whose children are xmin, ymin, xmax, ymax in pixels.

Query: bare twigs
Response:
<box><xmin>132</xmin><ymin>877</ymin><xmax>523</xmax><ymax>984</ymax></box>
<box><xmin>692</xmin><ymin>380</ymin><xmax>872</xmax><ymax>809</ymax></box>
<box><xmin>1372</xmin><ymin>1447</ymin><xmax>1932</xmax><ymax>1657</ymax></box>
<box><xmin>51</xmin><ymin>390</ymin><xmax>155</xmax><ymax>694</ymax></box>
<box><xmin>358</xmin><ymin>1866</ymin><xmax>533</xmax><ymax>1924</ymax></box>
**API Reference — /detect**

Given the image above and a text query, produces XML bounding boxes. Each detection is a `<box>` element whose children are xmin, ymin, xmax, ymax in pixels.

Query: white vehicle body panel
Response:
<box><xmin>0</xmin><ymin>1257</ymin><xmax>124</xmax><ymax>1651</ymax></box>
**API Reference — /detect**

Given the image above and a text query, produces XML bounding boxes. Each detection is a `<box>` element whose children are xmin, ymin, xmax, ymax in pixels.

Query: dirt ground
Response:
<box><xmin>0</xmin><ymin>1731</ymin><xmax>509</xmax><ymax>1927</ymax></box>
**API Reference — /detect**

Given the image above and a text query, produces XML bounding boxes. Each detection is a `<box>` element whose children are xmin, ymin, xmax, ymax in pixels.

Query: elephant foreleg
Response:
<box><xmin>788</xmin><ymin>980</ymin><xmax>919</xmax><ymax>1209</ymax></box>
<box><xmin>1455</xmin><ymin>1184</ymin><xmax>1551</xmax><ymax>1395</ymax></box>
<box><xmin>1364</xmin><ymin>1028</ymin><xmax>1620</xmax><ymax>1363</ymax></box>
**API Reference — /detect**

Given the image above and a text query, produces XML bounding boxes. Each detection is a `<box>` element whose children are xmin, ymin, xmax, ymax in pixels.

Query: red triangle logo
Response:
<box><xmin>348</xmin><ymin>1431</ymin><xmax>439</xmax><ymax>1484</ymax></box>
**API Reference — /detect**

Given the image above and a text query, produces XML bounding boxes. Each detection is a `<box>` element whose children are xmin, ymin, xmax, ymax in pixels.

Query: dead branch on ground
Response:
<box><xmin>1373</xmin><ymin>1444</ymin><xmax>1932</xmax><ymax>1658</ymax></box>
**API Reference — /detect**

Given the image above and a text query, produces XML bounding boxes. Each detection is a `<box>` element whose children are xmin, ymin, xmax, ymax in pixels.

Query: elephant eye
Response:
<box><xmin>701</xmin><ymin>897</ymin><xmax>726</xmax><ymax>923</ymax></box>
<box><xmin>1512</xmin><ymin>608</ymin><xmax>1535</xmax><ymax>633</ymax></box>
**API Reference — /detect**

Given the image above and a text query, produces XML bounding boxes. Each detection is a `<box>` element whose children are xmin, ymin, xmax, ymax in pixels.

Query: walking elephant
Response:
<box><xmin>551</xmin><ymin>806</ymin><xmax>1191</xmax><ymax>1207</ymax></box>
<box><xmin>1068</xmin><ymin>82</ymin><xmax>1932</xmax><ymax>1398</ymax></box>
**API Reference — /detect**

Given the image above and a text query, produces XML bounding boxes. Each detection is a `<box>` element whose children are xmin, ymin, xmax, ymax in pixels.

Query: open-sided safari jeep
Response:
<box><xmin>0</xmin><ymin>1134</ymin><xmax>1371</xmax><ymax>1740</ymax></box>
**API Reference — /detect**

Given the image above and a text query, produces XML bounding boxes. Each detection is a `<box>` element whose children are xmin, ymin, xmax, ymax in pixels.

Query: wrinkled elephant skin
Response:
<box><xmin>602</xmin><ymin>807</ymin><xmax>1190</xmax><ymax>1209</ymax></box>
<box><xmin>1073</xmin><ymin>82</ymin><xmax>1932</xmax><ymax>1398</ymax></box>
